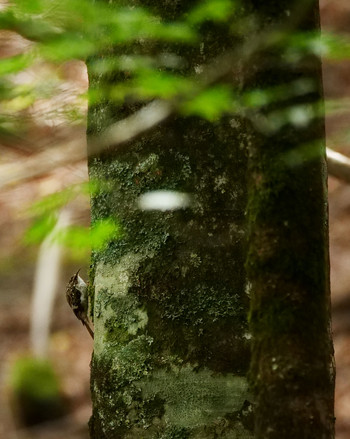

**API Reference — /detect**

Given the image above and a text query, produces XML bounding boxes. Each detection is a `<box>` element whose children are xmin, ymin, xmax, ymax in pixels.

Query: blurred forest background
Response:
<box><xmin>1</xmin><ymin>0</ymin><xmax>350</xmax><ymax>438</ymax></box>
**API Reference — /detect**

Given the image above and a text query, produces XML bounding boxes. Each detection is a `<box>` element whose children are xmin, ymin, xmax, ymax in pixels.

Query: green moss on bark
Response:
<box><xmin>87</xmin><ymin>1</ymin><xmax>255</xmax><ymax>437</ymax></box>
<box><xmin>88</xmin><ymin>114</ymin><xmax>252</xmax><ymax>436</ymax></box>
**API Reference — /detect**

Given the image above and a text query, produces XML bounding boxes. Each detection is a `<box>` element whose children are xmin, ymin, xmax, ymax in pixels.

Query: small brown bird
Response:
<box><xmin>66</xmin><ymin>270</ymin><xmax>94</xmax><ymax>339</ymax></box>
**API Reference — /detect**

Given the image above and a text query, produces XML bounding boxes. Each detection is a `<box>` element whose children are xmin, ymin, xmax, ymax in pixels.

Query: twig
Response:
<box><xmin>88</xmin><ymin>99</ymin><xmax>174</xmax><ymax>156</ymax></box>
<box><xmin>326</xmin><ymin>147</ymin><xmax>350</xmax><ymax>183</ymax></box>
<box><xmin>0</xmin><ymin>138</ymin><xmax>87</xmax><ymax>188</ymax></box>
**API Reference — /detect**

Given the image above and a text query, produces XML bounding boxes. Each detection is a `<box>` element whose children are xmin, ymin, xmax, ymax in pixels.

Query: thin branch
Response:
<box><xmin>1</xmin><ymin>130</ymin><xmax>349</xmax><ymax>189</ymax></box>
<box><xmin>0</xmin><ymin>138</ymin><xmax>86</xmax><ymax>188</ymax></box>
<box><xmin>88</xmin><ymin>99</ymin><xmax>174</xmax><ymax>156</ymax></box>
<box><xmin>326</xmin><ymin>147</ymin><xmax>350</xmax><ymax>183</ymax></box>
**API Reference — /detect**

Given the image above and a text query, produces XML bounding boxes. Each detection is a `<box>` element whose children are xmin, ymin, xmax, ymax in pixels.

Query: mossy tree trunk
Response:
<box><xmin>87</xmin><ymin>2</ymin><xmax>252</xmax><ymax>438</ymax></box>
<box><xmin>246</xmin><ymin>1</ymin><xmax>335</xmax><ymax>438</ymax></box>
<box><xmin>86</xmin><ymin>0</ymin><xmax>334</xmax><ymax>438</ymax></box>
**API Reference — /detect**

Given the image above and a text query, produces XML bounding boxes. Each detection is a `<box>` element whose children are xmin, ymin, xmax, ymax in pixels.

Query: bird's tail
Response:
<box><xmin>83</xmin><ymin>320</ymin><xmax>94</xmax><ymax>339</ymax></box>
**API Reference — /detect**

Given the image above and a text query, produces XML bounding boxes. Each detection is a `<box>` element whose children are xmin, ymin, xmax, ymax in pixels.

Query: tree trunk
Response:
<box><xmin>86</xmin><ymin>1</ymin><xmax>335</xmax><ymax>438</ymax></box>
<box><xmin>87</xmin><ymin>2</ymin><xmax>252</xmax><ymax>438</ymax></box>
<box><xmin>246</xmin><ymin>1</ymin><xmax>335</xmax><ymax>438</ymax></box>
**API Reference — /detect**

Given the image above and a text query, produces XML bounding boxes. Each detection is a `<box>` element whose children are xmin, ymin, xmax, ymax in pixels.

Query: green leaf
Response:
<box><xmin>187</xmin><ymin>0</ymin><xmax>236</xmax><ymax>25</ymax></box>
<box><xmin>242</xmin><ymin>79</ymin><xmax>315</xmax><ymax>109</ymax></box>
<box><xmin>134</xmin><ymin>71</ymin><xmax>192</xmax><ymax>99</ymax></box>
<box><xmin>106</xmin><ymin>9</ymin><xmax>196</xmax><ymax>44</ymax></box>
<box><xmin>319</xmin><ymin>33</ymin><xmax>350</xmax><ymax>60</ymax></box>
<box><xmin>13</xmin><ymin>0</ymin><xmax>45</xmax><ymax>15</ymax></box>
<box><xmin>24</xmin><ymin>215</ymin><xmax>57</xmax><ymax>245</ymax></box>
<box><xmin>0</xmin><ymin>54</ymin><xmax>32</xmax><ymax>76</ymax></box>
<box><xmin>23</xmin><ymin>184</ymin><xmax>89</xmax><ymax>245</ymax></box>
<box><xmin>90</xmin><ymin>218</ymin><xmax>121</xmax><ymax>250</ymax></box>
<box><xmin>39</xmin><ymin>34</ymin><xmax>96</xmax><ymax>62</ymax></box>
<box><xmin>150</xmin><ymin>22</ymin><xmax>196</xmax><ymax>43</ymax></box>
<box><xmin>181</xmin><ymin>85</ymin><xmax>235</xmax><ymax>121</ymax></box>
<box><xmin>27</xmin><ymin>188</ymin><xmax>77</xmax><ymax>217</ymax></box>
<box><xmin>285</xmin><ymin>32</ymin><xmax>350</xmax><ymax>61</ymax></box>
<box><xmin>56</xmin><ymin>225</ymin><xmax>91</xmax><ymax>250</ymax></box>
<box><xmin>54</xmin><ymin>218</ymin><xmax>121</xmax><ymax>252</ymax></box>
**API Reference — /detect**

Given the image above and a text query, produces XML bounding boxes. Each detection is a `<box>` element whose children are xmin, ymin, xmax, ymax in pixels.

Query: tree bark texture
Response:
<box><xmin>86</xmin><ymin>1</ymin><xmax>335</xmax><ymax>438</ymax></box>
<box><xmin>246</xmin><ymin>1</ymin><xmax>335</xmax><ymax>438</ymax></box>
<box><xmin>87</xmin><ymin>2</ymin><xmax>253</xmax><ymax>438</ymax></box>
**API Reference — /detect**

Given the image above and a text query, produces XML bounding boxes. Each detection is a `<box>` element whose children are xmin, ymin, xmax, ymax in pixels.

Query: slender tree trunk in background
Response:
<box><xmin>87</xmin><ymin>2</ymin><xmax>252</xmax><ymax>438</ymax></box>
<box><xmin>246</xmin><ymin>1</ymin><xmax>335</xmax><ymax>438</ymax></box>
